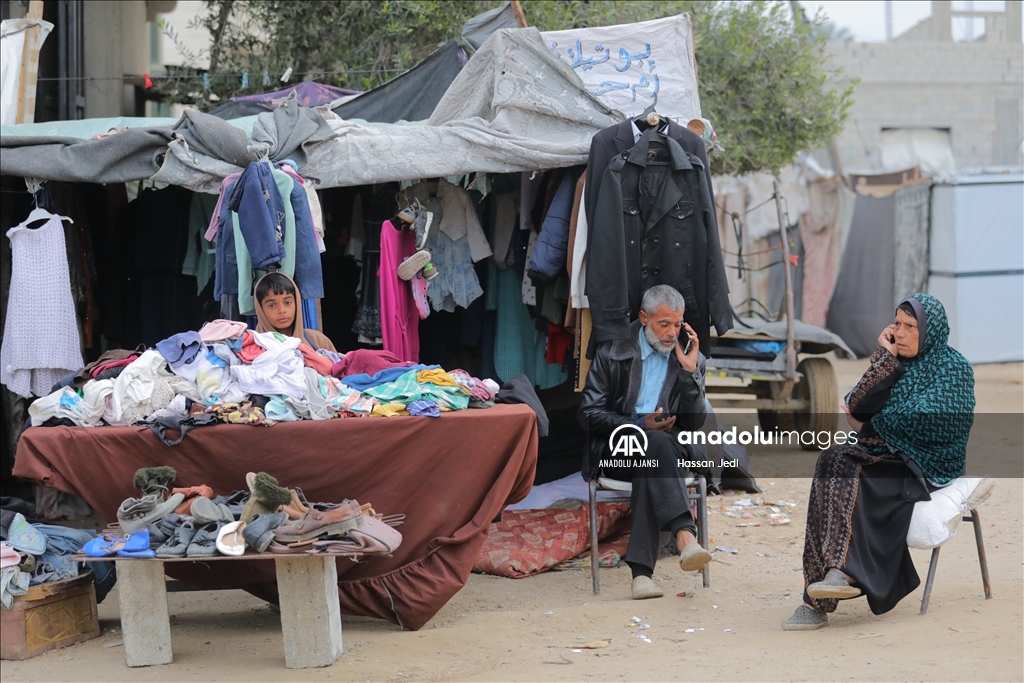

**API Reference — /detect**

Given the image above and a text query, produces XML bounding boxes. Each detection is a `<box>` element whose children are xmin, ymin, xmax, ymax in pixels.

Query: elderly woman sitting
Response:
<box><xmin>783</xmin><ymin>293</ymin><xmax>975</xmax><ymax>630</ymax></box>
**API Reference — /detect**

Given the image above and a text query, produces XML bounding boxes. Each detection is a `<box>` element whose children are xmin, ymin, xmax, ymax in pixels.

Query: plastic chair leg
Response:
<box><xmin>969</xmin><ymin>511</ymin><xmax>992</xmax><ymax>599</ymax></box>
<box><xmin>920</xmin><ymin>546</ymin><xmax>941</xmax><ymax>614</ymax></box>
<box><xmin>698</xmin><ymin>475</ymin><xmax>710</xmax><ymax>588</ymax></box>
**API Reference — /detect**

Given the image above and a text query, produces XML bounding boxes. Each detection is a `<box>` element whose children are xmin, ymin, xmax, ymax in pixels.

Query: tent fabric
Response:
<box><xmin>13</xmin><ymin>404</ymin><xmax>538</xmax><ymax>630</ymax></box>
<box><xmin>2</xmin><ymin>27</ymin><xmax>625</xmax><ymax>191</ymax></box>
<box><xmin>236</xmin><ymin>81</ymin><xmax>360</xmax><ymax>107</ymax></box>
<box><xmin>0</xmin><ymin>126</ymin><xmax>176</xmax><ymax>184</ymax></box>
<box><xmin>206</xmin><ymin>99</ymin><xmax>272</xmax><ymax>121</ymax></box>
<box><xmin>152</xmin><ymin>27</ymin><xmax>624</xmax><ymax>193</ymax></box>
<box><xmin>331</xmin><ymin>40</ymin><xmax>466</xmax><ymax>124</ymax></box>
<box><xmin>826</xmin><ymin>193</ymin><xmax>897</xmax><ymax>358</ymax></box>
<box><xmin>892</xmin><ymin>183</ymin><xmax>931</xmax><ymax>304</ymax></box>
<box><xmin>726</xmin><ymin>317</ymin><xmax>855</xmax><ymax>358</ymax></box>
<box><xmin>210</xmin><ymin>81</ymin><xmax>361</xmax><ymax>121</ymax></box>
<box><xmin>461</xmin><ymin>0</ymin><xmax>518</xmax><ymax>51</ymax></box>
<box><xmin>0</xmin><ymin>116</ymin><xmax>178</xmax><ymax>139</ymax></box>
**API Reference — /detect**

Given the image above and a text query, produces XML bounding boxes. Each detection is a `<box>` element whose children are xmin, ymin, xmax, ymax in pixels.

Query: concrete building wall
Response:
<box><xmin>158</xmin><ymin>0</ymin><xmax>211</xmax><ymax>70</ymax></box>
<box><xmin>829</xmin><ymin>40</ymin><xmax>1024</xmax><ymax>171</ymax></box>
<box><xmin>81</xmin><ymin>1</ymin><xmax>164</xmax><ymax>118</ymax></box>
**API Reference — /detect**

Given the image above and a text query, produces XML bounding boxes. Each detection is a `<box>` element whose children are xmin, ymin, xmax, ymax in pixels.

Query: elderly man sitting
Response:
<box><xmin>578</xmin><ymin>284</ymin><xmax>714</xmax><ymax>599</ymax></box>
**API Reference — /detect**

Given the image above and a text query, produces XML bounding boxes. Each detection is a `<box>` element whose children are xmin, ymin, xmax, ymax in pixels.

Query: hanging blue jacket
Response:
<box><xmin>285</xmin><ymin>175</ymin><xmax>324</xmax><ymax>299</ymax></box>
<box><xmin>213</xmin><ymin>191</ymin><xmax>237</xmax><ymax>300</ymax></box>
<box><xmin>226</xmin><ymin>161</ymin><xmax>286</xmax><ymax>271</ymax></box>
<box><xmin>527</xmin><ymin>172</ymin><xmax>575</xmax><ymax>285</ymax></box>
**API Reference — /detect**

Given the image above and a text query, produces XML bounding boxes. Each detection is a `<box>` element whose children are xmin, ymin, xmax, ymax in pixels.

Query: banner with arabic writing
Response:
<box><xmin>541</xmin><ymin>14</ymin><xmax>701</xmax><ymax>123</ymax></box>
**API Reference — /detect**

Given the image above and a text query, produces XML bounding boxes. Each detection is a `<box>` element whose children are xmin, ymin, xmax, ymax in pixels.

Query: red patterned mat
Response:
<box><xmin>474</xmin><ymin>502</ymin><xmax>631</xmax><ymax>578</ymax></box>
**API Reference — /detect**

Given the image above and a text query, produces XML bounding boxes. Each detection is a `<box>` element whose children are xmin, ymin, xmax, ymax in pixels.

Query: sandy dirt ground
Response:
<box><xmin>4</xmin><ymin>360</ymin><xmax>1021</xmax><ymax>682</ymax></box>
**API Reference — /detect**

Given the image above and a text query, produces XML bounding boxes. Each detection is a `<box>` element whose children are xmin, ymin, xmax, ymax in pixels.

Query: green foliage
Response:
<box><xmin>694</xmin><ymin>2</ymin><xmax>855</xmax><ymax>174</ymax></box>
<box><xmin>169</xmin><ymin>0</ymin><xmax>852</xmax><ymax>176</ymax></box>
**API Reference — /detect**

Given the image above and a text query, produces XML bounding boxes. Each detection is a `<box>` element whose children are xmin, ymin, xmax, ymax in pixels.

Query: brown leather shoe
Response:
<box><xmin>273</xmin><ymin>499</ymin><xmax>363</xmax><ymax>543</ymax></box>
<box><xmin>280</xmin><ymin>488</ymin><xmax>310</xmax><ymax>521</ymax></box>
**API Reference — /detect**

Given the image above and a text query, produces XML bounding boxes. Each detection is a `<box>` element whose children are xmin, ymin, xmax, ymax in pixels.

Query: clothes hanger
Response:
<box><xmin>23</xmin><ymin>203</ymin><xmax>73</xmax><ymax>228</ymax></box>
<box><xmin>634</xmin><ymin>95</ymin><xmax>668</xmax><ymax>133</ymax></box>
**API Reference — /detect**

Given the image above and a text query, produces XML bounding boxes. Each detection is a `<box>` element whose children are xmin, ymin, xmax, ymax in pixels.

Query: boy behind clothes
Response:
<box><xmin>253</xmin><ymin>272</ymin><xmax>336</xmax><ymax>352</ymax></box>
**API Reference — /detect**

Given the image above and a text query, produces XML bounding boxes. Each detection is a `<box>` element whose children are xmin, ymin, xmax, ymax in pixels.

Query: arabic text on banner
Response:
<box><xmin>540</xmin><ymin>14</ymin><xmax>701</xmax><ymax>123</ymax></box>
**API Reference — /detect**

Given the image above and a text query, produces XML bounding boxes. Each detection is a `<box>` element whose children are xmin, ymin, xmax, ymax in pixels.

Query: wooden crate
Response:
<box><xmin>0</xmin><ymin>570</ymin><xmax>100</xmax><ymax>660</ymax></box>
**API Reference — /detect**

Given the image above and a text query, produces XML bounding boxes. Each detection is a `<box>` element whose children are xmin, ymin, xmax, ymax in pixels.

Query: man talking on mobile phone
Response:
<box><xmin>578</xmin><ymin>284</ymin><xmax>714</xmax><ymax>600</ymax></box>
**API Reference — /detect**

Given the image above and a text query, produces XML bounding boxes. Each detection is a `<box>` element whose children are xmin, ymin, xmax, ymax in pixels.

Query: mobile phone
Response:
<box><xmin>888</xmin><ymin>334</ymin><xmax>895</xmax><ymax>344</ymax></box>
<box><xmin>683</xmin><ymin>338</ymin><xmax>693</xmax><ymax>355</ymax></box>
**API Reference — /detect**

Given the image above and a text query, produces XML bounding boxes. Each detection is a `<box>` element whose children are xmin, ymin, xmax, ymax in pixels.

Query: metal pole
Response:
<box><xmin>773</xmin><ymin>179</ymin><xmax>798</xmax><ymax>382</ymax></box>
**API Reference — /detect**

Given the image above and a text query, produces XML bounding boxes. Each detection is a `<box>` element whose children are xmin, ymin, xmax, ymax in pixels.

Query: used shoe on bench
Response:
<box><xmin>117</xmin><ymin>492</ymin><xmax>185</xmax><ymax>533</ymax></box>
<box><xmin>280</xmin><ymin>488</ymin><xmax>310</xmax><ymax>521</ymax></box>
<box><xmin>84</xmin><ymin>529</ymin><xmax>151</xmax><ymax>557</ymax></box>
<box><xmin>155</xmin><ymin>519</ymin><xmax>197</xmax><ymax>558</ymax></box>
<box><xmin>211</xmin><ymin>490</ymin><xmax>248</xmax><ymax>519</ymax></box>
<box><xmin>216</xmin><ymin>521</ymin><xmax>247</xmax><ymax>556</ymax></box>
<box><xmin>186</xmin><ymin>523</ymin><xmax>223</xmax><ymax>557</ymax></box>
<box><xmin>190</xmin><ymin>497</ymin><xmax>235</xmax><ymax>526</ymax></box>
<box><xmin>272</xmin><ymin>500</ymin><xmax>364</xmax><ymax>543</ymax></box>
<box><xmin>242</xmin><ymin>512</ymin><xmax>289</xmax><ymax>552</ymax></box>
<box><xmin>239</xmin><ymin>472</ymin><xmax>293</xmax><ymax>524</ymax></box>
<box><xmin>304</xmin><ymin>517</ymin><xmax>403</xmax><ymax>555</ymax></box>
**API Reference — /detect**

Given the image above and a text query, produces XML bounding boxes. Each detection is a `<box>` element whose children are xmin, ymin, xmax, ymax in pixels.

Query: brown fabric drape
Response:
<box><xmin>14</xmin><ymin>404</ymin><xmax>538</xmax><ymax>629</ymax></box>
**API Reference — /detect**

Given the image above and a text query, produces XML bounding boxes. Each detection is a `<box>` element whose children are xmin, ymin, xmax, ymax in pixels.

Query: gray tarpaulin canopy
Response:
<box><xmin>0</xmin><ymin>28</ymin><xmax>624</xmax><ymax>192</ymax></box>
<box><xmin>330</xmin><ymin>40</ymin><xmax>467</xmax><ymax>125</ymax></box>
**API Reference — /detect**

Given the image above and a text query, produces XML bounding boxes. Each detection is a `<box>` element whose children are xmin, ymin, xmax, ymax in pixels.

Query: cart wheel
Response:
<box><xmin>793</xmin><ymin>357</ymin><xmax>839</xmax><ymax>450</ymax></box>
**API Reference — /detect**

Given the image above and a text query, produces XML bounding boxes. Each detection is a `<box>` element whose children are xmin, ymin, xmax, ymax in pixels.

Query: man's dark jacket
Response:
<box><xmin>586</xmin><ymin>128</ymin><xmax>733</xmax><ymax>356</ymax></box>
<box><xmin>577</xmin><ymin>320</ymin><xmax>707</xmax><ymax>480</ymax></box>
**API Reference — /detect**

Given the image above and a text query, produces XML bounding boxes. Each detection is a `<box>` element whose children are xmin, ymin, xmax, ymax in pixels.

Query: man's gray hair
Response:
<box><xmin>641</xmin><ymin>285</ymin><xmax>686</xmax><ymax>315</ymax></box>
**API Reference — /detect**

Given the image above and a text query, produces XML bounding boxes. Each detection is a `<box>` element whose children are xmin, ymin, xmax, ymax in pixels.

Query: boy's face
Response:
<box><xmin>261</xmin><ymin>291</ymin><xmax>296</xmax><ymax>332</ymax></box>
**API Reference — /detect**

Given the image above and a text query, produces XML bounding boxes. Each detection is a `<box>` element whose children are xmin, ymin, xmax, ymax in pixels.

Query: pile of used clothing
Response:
<box><xmin>27</xmin><ymin>327</ymin><xmax>500</xmax><ymax>436</ymax></box>
<box><xmin>82</xmin><ymin>467</ymin><xmax>402</xmax><ymax>559</ymax></box>
<box><xmin>1</xmin><ymin>501</ymin><xmax>116</xmax><ymax>609</ymax></box>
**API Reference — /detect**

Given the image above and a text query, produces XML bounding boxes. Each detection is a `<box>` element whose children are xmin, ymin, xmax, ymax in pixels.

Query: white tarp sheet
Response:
<box><xmin>540</xmin><ymin>14</ymin><xmax>700</xmax><ymax>122</ymax></box>
<box><xmin>929</xmin><ymin>172</ymin><xmax>1024</xmax><ymax>363</ymax></box>
<box><xmin>0</xmin><ymin>18</ymin><xmax>54</xmax><ymax>125</ymax></box>
<box><xmin>930</xmin><ymin>174</ymin><xmax>1024</xmax><ymax>274</ymax></box>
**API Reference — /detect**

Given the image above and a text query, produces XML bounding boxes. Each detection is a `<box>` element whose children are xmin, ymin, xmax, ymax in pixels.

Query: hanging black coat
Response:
<box><xmin>584</xmin><ymin>119</ymin><xmax>715</xmax><ymax>232</ymax></box>
<box><xmin>586</xmin><ymin>128</ymin><xmax>733</xmax><ymax>356</ymax></box>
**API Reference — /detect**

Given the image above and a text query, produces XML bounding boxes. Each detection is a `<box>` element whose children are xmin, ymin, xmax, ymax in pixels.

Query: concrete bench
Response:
<box><xmin>81</xmin><ymin>553</ymin><xmax>345</xmax><ymax>669</ymax></box>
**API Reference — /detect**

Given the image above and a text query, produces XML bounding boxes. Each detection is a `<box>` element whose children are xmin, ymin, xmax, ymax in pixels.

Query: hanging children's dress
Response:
<box><xmin>0</xmin><ymin>214</ymin><xmax>83</xmax><ymax>398</ymax></box>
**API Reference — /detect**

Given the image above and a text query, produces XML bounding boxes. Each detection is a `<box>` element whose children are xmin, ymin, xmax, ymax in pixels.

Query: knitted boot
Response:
<box><xmin>132</xmin><ymin>466</ymin><xmax>177</xmax><ymax>500</ymax></box>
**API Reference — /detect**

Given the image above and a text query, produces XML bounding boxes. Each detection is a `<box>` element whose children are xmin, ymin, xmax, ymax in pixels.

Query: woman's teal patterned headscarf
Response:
<box><xmin>871</xmin><ymin>293</ymin><xmax>975</xmax><ymax>484</ymax></box>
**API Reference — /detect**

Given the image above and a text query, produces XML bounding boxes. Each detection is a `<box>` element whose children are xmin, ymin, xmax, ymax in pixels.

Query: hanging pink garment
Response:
<box><xmin>378</xmin><ymin>220</ymin><xmax>419</xmax><ymax>363</ymax></box>
<box><xmin>799</xmin><ymin>181</ymin><xmax>839</xmax><ymax>328</ymax></box>
<box><xmin>204</xmin><ymin>171</ymin><xmax>243</xmax><ymax>242</ymax></box>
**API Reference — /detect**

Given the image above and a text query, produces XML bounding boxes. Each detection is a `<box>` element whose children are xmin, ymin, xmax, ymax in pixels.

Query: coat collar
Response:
<box><xmin>608</xmin><ymin>320</ymin><xmax>644</xmax><ymax>361</ymax></box>
<box><xmin>607</xmin><ymin>319</ymin><xmax>683</xmax><ymax>414</ymax></box>
<box><xmin>625</xmin><ymin>126</ymin><xmax>693</xmax><ymax>171</ymax></box>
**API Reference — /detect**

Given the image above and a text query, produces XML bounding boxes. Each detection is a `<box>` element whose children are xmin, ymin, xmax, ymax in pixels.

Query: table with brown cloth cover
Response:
<box><xmin>13</xmin><ymin>404</ymin><xmax>538</xmax><ymax>630</ymax></box>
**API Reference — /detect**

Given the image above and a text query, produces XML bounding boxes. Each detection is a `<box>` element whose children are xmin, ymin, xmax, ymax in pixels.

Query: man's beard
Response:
<box><xmin>644</xmin><ymin>324</ymin><xmax>674</xmax><ymax>357</ymax></box>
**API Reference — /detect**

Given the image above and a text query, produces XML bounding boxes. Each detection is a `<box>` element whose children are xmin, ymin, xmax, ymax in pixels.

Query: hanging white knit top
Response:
<box><xmin>1</xmin><ymin>215</ymin><xmax>83</xmax><ymax>398</ymax></box>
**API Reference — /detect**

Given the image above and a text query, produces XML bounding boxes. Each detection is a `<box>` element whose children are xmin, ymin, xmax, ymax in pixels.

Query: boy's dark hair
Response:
<box><xmin>255</xmin><ymin>272</ymin><xmax>296</xmax><ymax>304</ymax></box>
